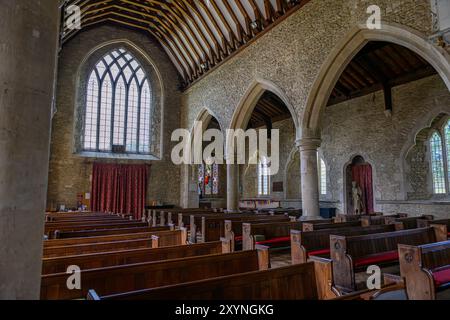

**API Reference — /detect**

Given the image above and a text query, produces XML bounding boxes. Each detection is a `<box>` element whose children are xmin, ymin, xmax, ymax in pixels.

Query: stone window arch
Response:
<box><xmin>74</xmin><ymin>42</ymin><xmax>163</xmax><ymax>160</ymax></box>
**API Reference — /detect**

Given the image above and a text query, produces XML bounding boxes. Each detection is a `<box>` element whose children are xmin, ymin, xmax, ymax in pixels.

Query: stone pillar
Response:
<box><xmin>298</xmin><ymin>137</ymin><xmax>322</xmax><ymax>220</ymax></box>
<box><xmin>226</xmin><ymin>164</ymin><xmax>239</xmax><ymax>212</ymax></box>
<box><xmin>0</xmin><ymin>1</ymin><xmax>60</xmax><ymax>299</ymax></box>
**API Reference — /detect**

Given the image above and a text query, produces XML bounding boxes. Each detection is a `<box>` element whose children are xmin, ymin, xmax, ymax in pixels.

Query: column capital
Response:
<box><xmin>296</xmin><ymin>137</ymin><xmax>322</xmax><ymax>150</ymax></box>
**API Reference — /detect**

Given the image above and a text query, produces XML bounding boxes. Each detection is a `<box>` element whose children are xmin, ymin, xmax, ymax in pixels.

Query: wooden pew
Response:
<box><xmin>361</xmin><ymin>214</ymin><xmax>408</xmax><ymax>226</ymax></box>
<box><xmin>241</xmin><ymin>220</ymin><xmax>330</xmax><ymax>251</ymax></box>
<box><xmin>42</xmin><ymin>239</ymin><xmax>231</xmax><ymax>274</ymax></box>
<box><xmin>48</xmin><ymin>221</ymin><xmax>150</xmax><ymax>239</ymax></box>
<box><xmin>44</xmin><ymin>227</ymin><xmax>170</xmax><ymax>248</ymax></box>
<box><xmin>224</xmin><ymin>217</ymin><xmax>293</xmax><ymax>251</ymax></box>
<box><xmin>385</xmin><ymin>215</ymin><xmax>434</xmax><ymax>229</ymax></box>
<box><xmin>54</xmin><ymin>225</ymin><xmax>170</xmax><ymax>239</ymax></box>
<box><xmin>330</xmin><ymin>226</ymin><xmax>447</xmax><ymax>293</ymax></box>
<box><xmin>87</xmin><ymin>262</ymin><xmax>319</xmax><ymax>300</ymax></box>
<box><xmin>302</xmin><ymin>220</ymin><xmax>361</xmax><ymax>232</ymax></box>
<box><xmin>45</xmin><ymin>219</ymin><xmax>143</xmax><ymax>235</ymax></box>
<box><xmin>417</xmin><ymin>218</ymin><xmax>450</xmax><ymax>237</ymax></box>
<box><xmin>43</xmin><ymin>229</ymin><xmax>186</xmax><ymax>257</ymax></box>
<box><xmin>399</xmin><ymin>238</ymin><xmax>450</xmax><ymax>299</ymax></box>
<box><xmin>41</xmin><ymin>247</ymin><xmax>269</xmax><ymax>300</ymax></box>
<box><xmin>189</xmin><ymin>213</ymin><xmax>270</xmax><ymax>243</ymax></box>
<box><xmin>291</xmin><ymin>224</ymin><xmax>402</xmax><ymax>264</ymax></box>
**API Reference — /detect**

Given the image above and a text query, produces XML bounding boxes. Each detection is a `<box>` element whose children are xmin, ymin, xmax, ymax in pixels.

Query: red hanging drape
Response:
<box><xmin>91</xmin><ymin>163</ymin><xmax>149</xmax><ymax>220</ymax></box>
<box><xmin>351</xmin><ymin>164</ymin><xmax>374</xmax><ymax>214</ymax></box>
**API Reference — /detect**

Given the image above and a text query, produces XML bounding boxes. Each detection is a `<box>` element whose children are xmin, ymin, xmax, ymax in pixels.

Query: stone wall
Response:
<box><xmin>321</xmin><ymin>75</ymin><xmax>450</xmax><ymax>216</ymax></box>
<box><xmin>181</xmin><ymin>0</ymin><xmax>432</xmax><ymax>134</ymax></box>
<box><xmin>47</xmin><ymin>25</ymin><xmax>182</xmax><ymax>209</ymax></box>
<box><xmin>238</xmin><ymin>75</ymin><xmax>450</xmax><ymax>218</ymax></box>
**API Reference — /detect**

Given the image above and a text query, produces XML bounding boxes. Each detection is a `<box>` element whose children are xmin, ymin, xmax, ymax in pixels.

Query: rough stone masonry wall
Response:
<box><xmin>321</xmin><ymin>75</ymin><xmax>450</xmax><ymax>218</ymax></box>
<box><xmin>47</xmin><ymin>25</ymin><xmax>182</xmax><ymax>209</ymax></box>
<box><xmin>238</xmin><ymin>75</ymin><xmax>450</xmax><ymax>219</ymax></box>
<box><xmin>180</xmin><ymin>0</ymin><xmax>438</xmax><ymax>213</ymax></box>
<box><xmin>181</xmin><ymin>0</ymin><xmax>432</xmax><ymax>133</ymax></box>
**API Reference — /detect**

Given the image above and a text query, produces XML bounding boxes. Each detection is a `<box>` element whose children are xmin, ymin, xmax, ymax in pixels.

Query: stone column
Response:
<box><xmin>226</xmin><ymin>164</ymin><xmax>239</xmax><ymax>212</ymax></box>
<box><xmin>298</xmin><ymin>137</ymin><xmax>322</xmax><ymax>220</ymax></box>
<box><xmin>0</xmin><ymin>1</ymin><xmax>60</xmax><ymax>299</ymax></box>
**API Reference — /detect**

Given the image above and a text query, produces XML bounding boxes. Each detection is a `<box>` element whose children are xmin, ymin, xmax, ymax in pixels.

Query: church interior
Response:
<box><xmin>1</xmin><ymin>0</ymin><xmax>450</xmax><ymax>302</ymax></box>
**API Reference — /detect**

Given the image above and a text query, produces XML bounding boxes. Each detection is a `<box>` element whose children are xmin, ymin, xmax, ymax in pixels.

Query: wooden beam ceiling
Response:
<box><xmin>327</xmin><ymin>41</ymin><xmax>438</xmax><ymax>107</ymax></box>
<box><xmin>61</xmin><ymin>0</ymin><xmax>311</xmax><ymax>87</ymax></box>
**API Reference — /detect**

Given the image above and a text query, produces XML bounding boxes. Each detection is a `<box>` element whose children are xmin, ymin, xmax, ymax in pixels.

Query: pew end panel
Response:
<box><xmin>398</xmin><ymin>243</ymin><xmax>435</xmax><ymax>300</ymax></box>
<box><xmin>330</xmin><ymin>235</ymin><xmax>355</xmax><ymax>293</ymax></box>
<box><xmin>242</xmin><ymin>223</ymin><xmax>253</xmax><ymax>251</ymax></box>
<box><xmin>291</xmin><ymin>230</ymin><xmax>307</xmax><ymax>265</ymax></box>
<box><xmin>220</xmin><ymin>237</ymin><xmax>232</xmax><ymax>254</ymax></box>
<box><xmin>255</xmin><ymin>245</ymin><xmax>270</xmax><ymax>270</ymax></box>
<box><xmin>431</xmin><ymin>224</ymin><xmax>448</xmax><ymax>242</ymax></box>
<box><xmin>309</xmin><ymin>256</ymin><xmax>336</xmax><ymax>300</ymax></box>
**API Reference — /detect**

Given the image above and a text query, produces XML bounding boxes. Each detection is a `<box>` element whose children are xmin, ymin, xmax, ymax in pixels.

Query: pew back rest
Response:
<box><xmin>298</xmin><ymin>224</ymin><xmax>399</xmax><ymax>251</ymax></box>
<box><xmin>41</xmin><ymin>249</ymin><xmax>267</xmax><ymax>300</ymax></box>
<box><xmin>302</xmin><ymin>221</ymin><xmax>360</xmax><ymax>232</ymax></box>
<box><xmin>332</xmin><ymin>227</ymin><xmax>438</xmax><ymax>259</ymax></box>
<box><xmin>90</xmin><ymin>262</ymin><xmax>318</xmax><ymax>300</ymax></box>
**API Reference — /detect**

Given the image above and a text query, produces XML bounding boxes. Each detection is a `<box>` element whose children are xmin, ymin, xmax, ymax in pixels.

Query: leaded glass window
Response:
<box><xmin>83</xmin><ymin>48</ymin><xmax>152</xmax><ymax>154</ymax></box>
<box><xmin>430</xmin><ymin>131</ymin><xmax>446</xmax><ymax>194</ymax></box>
<box><xmin>198</xmin><ymin>164</ymin><xmax>219</xmax><ymax>196</ymax></box>
<box><xmin>319</xmin><ymin>157</ymin><xmax>327</xmax><ymax>195</ymax></box>
<box><xmin>258</xmin><ymin>158</ymin><xmax>270</xmax><ymax>196</ymax></box>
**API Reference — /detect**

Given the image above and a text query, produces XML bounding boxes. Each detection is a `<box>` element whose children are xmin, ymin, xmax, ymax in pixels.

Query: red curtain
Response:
<box><xmin>351</xmin><ymin>164</ymin><xmax>374</xmax><ymax>214</ymax></box>
<box><xmin>91</xmin><ymin>163</ymin><xmax>149</xmax><ymax>220</ymax></box>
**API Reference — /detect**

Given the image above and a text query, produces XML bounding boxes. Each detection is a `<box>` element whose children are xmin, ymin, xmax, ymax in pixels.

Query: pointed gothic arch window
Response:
<box><xmin>258</xmin><ymin>157</ymin><xmax>270</xmax><ymax>196</ymax></box>
<box><xmin>318</xmin><ymin>157</ymin><xmax>327</xmax><ymax>196</ymax></box>
<box><xmin>83</xmin><ymin>48</ymin><xmax>152</xmax><ymax>155</ymax></box>
<box><xmin>430</xmin><ymin>130</ymin><xmax>446</xmax><ymax>194</ymax></box>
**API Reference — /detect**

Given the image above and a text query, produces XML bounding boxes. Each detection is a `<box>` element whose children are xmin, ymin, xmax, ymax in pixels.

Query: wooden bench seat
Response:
<box><xmin>48</xmin><ymin>221</ymin><xmax>150</xmax><ymax>239</ymax></box>
<box><xmin>330</xmin><ymin>226</ymin><xmax>447</xmax><ymax>292</ymax></box>
<box><xmin>43</xmin><ymin>229</ymin><xmax>187</xmax><ymax>257</ymax></box>
<box><xmin>291</xmin><ymin>224</ymin><xmax>401</xmax><ymax>264</ymax></box>
<box><xmin>302</xmin><ymin>220</ymin><xmax>361</xmax><ymax>232</ymax></box>
<box><xmin>399</xmin><ymin>239</ymin><xmax>450</xmax><ymax>299</ymax></box>
<box><xmin>44</xmin><ymin>227</ymin><xmax>170</xmax><ymax>247</ymax></box>
<box><xmin>87</xmin><ymin>262</ymin><xmax>318</xmax><ymax>300</ymax></box>
<box><xmin>241</xmin><ymin>220</ymin><xmax>329</xmax><ymax>251</ymax></box>
<box><xmin>41</xmin><ymin>247</ymin><xmax>269</xmax><ymax>300</ymax></box>
<box><xmin>417</xmin><ymin>218</ymin><xmax>450</xmax><ymax>237</ymax></box>
<box><xmin>385</xmin><ymin>215</ymin><xmax>434</xmax><ymax>229</ymax></box>
<box><xmin>55</xmin><ymin>225</ymin><xmax>170</xmax><ymax>239</ymax></box>
<box><xmin>42</xmin><ymin>239</ymin><xmax>230</xmax><ymax>274</ymax></box>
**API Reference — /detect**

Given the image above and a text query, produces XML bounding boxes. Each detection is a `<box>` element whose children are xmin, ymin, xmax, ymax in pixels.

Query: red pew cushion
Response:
<box><xmin>354</xmin><ymin>250</ymin><xmax>399</xmax><ymax>267</ymax></box>
<box><xmin>307</xmin><ymin>248</ymin><xmax>330</xmax><ymax>257</ymax></box>
<box><xmin>256</xmin><ymin>236</ymin><xmax>290</xmax><ymax>245</ymax></box>
<box><xmin>432</xmin><ymin>267</ymin><xmax>450</xmax><ymax>287</ymax></box>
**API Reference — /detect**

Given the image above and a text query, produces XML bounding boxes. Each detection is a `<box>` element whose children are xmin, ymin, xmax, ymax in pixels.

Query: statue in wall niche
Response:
<box><xmin>352</xmin><ymin>181</ymin><xmax>365</xmax><ymax>215</ymax></box>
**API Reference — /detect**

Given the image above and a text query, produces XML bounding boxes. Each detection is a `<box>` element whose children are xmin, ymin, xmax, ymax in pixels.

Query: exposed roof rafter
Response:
<box><xmin>61</xmin><ymin>0</ymin><xmax>311</xmax><ymax>88</ymax></box>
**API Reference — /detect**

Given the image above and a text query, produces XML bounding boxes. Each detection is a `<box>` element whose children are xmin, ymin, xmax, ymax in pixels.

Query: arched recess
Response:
<box><xmin>229</xmin><ymin>78</ymin><xmax>300</xmax><ymax>138</ymax></box>
<box><xmin>73</xmin><ymin>39</ymin><xmax>166</xmax><ymax>159</ymax></box>
<box><xmin>301</xmin><ymin>23</ymin><xmax>450</xmax><ymax>140</ymax></box>
<box><xmin>181</xmin><ymin>107</ymin><xmax>224</xmax><ymax>208</ymax></box>
<box><xmin>343</xmin><ymin>154</ymin><xmax>377</xmax><ymax>215</ymax></box>
<box><xmin>402</xmin><ymin>112</ymin><xmax>450</xmax><ymax>200</ymax></box>
<box><xmin>226</xmin><ymin>79</ymin><xmax>300</xmax><ymax>210</ymax></box>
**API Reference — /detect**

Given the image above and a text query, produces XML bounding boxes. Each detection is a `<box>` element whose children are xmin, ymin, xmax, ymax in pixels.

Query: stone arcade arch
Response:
<box><xmin>180</xmin><ymin>107</ymin><xmax>224</xmax><ymax>208</ymax></box>
<box><xmin>299</xmin><ymin>23</ymin><xmax>450</xmax><ymax>218</ymax></box>
<box><xmin>226</xmin><ymin>79</ymin><xmax>300</xmax><ymax>211</ymax></box>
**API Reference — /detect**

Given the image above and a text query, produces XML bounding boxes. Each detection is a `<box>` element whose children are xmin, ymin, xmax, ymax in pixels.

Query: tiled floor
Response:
<box><xmin>270</xmin><ymin>250</ymin><xmax>292</xmax><ymax>268</ymax></box>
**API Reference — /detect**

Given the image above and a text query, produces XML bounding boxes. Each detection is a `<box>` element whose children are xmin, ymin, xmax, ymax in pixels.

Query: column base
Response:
<box><xmin>299</xmin><ymin>215</ymin><xmax>324</xmax><ymax>221</ymax></box>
